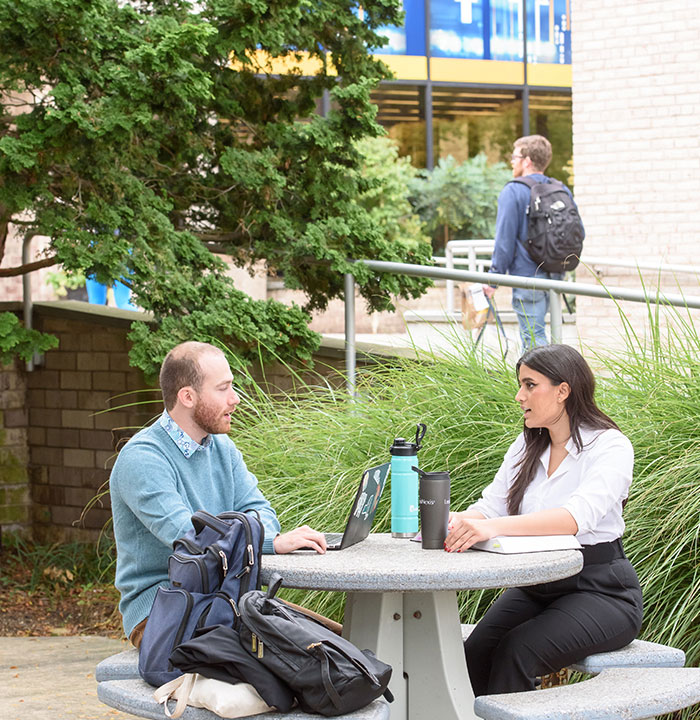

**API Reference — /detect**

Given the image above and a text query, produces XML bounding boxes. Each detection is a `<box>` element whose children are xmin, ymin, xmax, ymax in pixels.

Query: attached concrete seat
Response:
<box><xmin>96</xmin><ymin>651</ymin><xmax>390</xmax><ymax>720</ymax></box>
<box><xmin>96</xmin><ymin>648</ymin><xmax>140</xmax><ymax>681</ymax></box>
<box><xmin>461</xmin><ymin>624</ymin><xmax>686</xmax><ymax>674</ymax></box>
<box><xmin>568</xmin><ymin>639</ymin><xmax>685</xmax><ymax>674</ymax></box>
<box><xmin>473</xmin><ymin>666</ymin><xmax>700</xmax><ymax>720</ymax></box>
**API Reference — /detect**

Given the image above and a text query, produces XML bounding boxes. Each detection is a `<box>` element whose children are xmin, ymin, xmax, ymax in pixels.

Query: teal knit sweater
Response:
<box><xmin>110</xmin><ymin>419</ymin><xmax>280</xmax><ymax>637</ymax></box>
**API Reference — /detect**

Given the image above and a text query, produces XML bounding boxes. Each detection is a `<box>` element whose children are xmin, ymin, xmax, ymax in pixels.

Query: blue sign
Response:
<box><xmin>430</xmin><ymin>0</ymin><xmax>486</xmax><ymax>59</ymax></box>
<box><xmin>373</xmin><ymin>0</ymin><xmax>426</xmax><ymax>56</ymax></box>
<box><xmin>427</xmin><ymin>0</ymin><xmax>571</xmax><ymax>63</ymax></box>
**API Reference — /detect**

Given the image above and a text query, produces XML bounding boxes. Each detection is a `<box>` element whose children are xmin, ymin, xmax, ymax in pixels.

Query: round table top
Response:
<box><xmin>260</xmin><ymin>533</ymin><xmax>583</xmax><ymax>592</ymax></box>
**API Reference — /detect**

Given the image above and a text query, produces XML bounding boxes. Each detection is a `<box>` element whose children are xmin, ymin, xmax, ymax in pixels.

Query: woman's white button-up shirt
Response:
<box><xmin>468</xmin><ymin>427</ymin><xmax>634</xmax><ymax>545</ymax></box>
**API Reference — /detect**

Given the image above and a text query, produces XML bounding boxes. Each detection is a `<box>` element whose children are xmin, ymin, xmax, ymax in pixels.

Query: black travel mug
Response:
<box><xmin>413</xmin><ymin>467</ymin><xmax>450</xmax><ymax>550</ymax></box>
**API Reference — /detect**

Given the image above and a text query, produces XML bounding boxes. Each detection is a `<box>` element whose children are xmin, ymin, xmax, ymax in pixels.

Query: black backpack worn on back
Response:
<box><xmin>511</xmin><ymin>175</ymin><xmax>585</xmax><ymax>273</ymax></box>
<box><xmin>238</xmin><ymin>574</ymin><xmax>394</xmax><ymax>717</ymax></box>
<box><xmin>138</xmin><ymin>510</ymin><xmax>264</xmax><ymax>687</ymax></box>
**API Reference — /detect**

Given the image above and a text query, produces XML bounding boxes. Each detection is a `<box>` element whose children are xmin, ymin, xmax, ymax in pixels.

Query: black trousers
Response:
<box><xmin>464</xmin><ymin>540</ymin><xmax>644</xmax><ymax>696</ymax></box>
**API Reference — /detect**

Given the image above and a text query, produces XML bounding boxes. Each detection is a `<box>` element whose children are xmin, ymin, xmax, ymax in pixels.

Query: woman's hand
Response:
<box><xmin>445</xmin><ymin>511</ymin><xmax>498</xmax><ymax>552</ymax></box>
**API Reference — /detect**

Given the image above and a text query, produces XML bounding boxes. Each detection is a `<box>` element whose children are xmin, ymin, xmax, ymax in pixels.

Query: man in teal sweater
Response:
<box><xmin>110</xmin><ymin>341</ymin><xmax>327</xmax><ymax>646</ymax></box>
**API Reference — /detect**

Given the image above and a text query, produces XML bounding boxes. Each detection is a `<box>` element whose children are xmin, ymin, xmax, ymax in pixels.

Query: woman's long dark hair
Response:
<box><xmin>507</xmin><ymin>344</ymin><xmax>619</xmax><ymax>515</ymax></box>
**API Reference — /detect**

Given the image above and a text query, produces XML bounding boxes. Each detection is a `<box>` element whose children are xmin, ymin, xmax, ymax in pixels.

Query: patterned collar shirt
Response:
<box><xmin>159</xmin><ymin>409</ymin><xmax>212</xmax><ymax>459</ymax></box>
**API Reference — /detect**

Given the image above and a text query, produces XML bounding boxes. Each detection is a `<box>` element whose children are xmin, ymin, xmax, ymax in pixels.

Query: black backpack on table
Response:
<box><xmin>138</xmin><ymin>510</ymin><xmax>264</xmax><ymax>687</ymax></box>
<box><xmin>511</xmin><ymin>175</ymin><xmax>585</xmax><ymax>273</ymax></box>
<box><xmin>238</xmin><ymin>574</ymin><xmax>394</xmax><ymax>717</ymax></box>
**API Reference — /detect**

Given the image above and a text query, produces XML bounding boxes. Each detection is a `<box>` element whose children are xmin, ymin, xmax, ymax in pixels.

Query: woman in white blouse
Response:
<box><xmin>445</xmin><ymin>344</ymin><xmax>643</xmax><ymax>696</ymax></box>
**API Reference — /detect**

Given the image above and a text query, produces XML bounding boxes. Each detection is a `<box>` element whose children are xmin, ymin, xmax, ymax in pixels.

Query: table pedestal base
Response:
<box><xmin>343</xmin><ymin>591</ymin><xmax>476</xmax><ymax>720</ymax></box>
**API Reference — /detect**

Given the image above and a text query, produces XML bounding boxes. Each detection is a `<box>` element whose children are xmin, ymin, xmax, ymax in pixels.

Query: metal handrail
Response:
<box><xmin>442</xmin><ymin>238</ymin><xmax>700</xmax><ymax>314</ymax></box>
<box><xmin>343</xmin><ymin>260</ymin><xmax>700</xmax><ymax>393</ymax></box>
<box><xmin>582</xmin><ymin>257</ymin><xmax>700</xmax><ymax>275</ymax></box>
<box><xmin>444</xmin><ymin>239</ymin><xmax>494</xmax><ymax>313</ymax></box>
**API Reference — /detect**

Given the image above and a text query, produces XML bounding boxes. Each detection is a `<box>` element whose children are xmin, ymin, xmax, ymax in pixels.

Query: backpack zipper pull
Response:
<box><xmin>247</xmin><ymin>545</ymin><xmax>254</xmax><ymax>566</ymax></box>
<box><xmin>219</xmin><ymin>550</ymin><xmax>228</xmax><ymax>577</ymax></box>
<box><xmin>227</xmin><ymin>597</ymin><xmax>240</xmax><ymax>617</ymax></box>
<box><xmin>307</xmin><ymin>642</ymin><xmax>323</xmax><ymax>650</ymax></box>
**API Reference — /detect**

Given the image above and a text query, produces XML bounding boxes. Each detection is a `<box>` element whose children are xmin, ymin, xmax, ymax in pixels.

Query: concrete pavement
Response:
<box><xmin>2</xmin><ymin>635</ymin><xmax>134</xmax><ymax>720</ymax></box>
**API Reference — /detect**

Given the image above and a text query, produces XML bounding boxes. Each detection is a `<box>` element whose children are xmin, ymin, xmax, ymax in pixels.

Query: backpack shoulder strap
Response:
<box><xmin>509</xmin><ymin>176</ymin><xmax>537</xmax><ymax>189</ymax></box>
<box><xmin>544</xmin><ymin>176</ymin><xmax>566</xmax><ymax>189</ymax></box>
<box><xmin>266</xmin><ymin>573</ymin><xmax>284</xmax><ymax>599</ymax></box>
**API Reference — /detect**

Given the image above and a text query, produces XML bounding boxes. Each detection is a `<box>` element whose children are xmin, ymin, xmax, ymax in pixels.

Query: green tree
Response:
<box><xmin>355</xmin><ymin>136</ymin><xmax>428</xmax><ymax>256</ymax></box>
<box><xmin>0</xmin><ymin>0</ymin><xmax>432</xmax><ymax>377</ymax></box>
<box><xmin>409</xmin><ymin>154</ymin><xmax>511</xmax><ymax>253</ymax></box>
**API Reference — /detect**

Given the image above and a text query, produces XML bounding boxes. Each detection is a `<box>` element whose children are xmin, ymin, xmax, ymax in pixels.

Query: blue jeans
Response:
<box><xmin>512</xmin><ymin>286</ymin><xmax>549</xmax><ymax>349</ymax></box>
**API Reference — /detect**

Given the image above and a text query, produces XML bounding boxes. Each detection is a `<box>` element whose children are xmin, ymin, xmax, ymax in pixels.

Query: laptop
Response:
<box><xmin>323</xmin><ymin>462</ymin><xmax>390</xmax><ymax>551</ymax></box>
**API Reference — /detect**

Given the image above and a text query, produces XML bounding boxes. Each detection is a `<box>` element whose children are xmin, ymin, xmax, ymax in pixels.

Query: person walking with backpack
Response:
<box><xmin>484</xmin><ymin>134</ymin><xmax>584</xmax><ymax>349</ymax></box>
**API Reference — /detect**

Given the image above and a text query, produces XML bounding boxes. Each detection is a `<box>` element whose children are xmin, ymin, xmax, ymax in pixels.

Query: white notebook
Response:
<box><xmin>472</xmin><ymin>535</ymin><xmax>582</xmax><ymax>554</ymax></box>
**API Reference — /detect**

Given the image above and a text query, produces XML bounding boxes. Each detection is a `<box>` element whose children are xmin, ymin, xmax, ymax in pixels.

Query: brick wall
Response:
<box><xmin>0</xmin><ymin>358</ymin><xmax>30</xmax><ymax>535</ymax></box>
<box><xmin>0</xmin><ymin>301</ymin><xmax>381</xmax><ymax>543</ymax></box>
<box><xmin>572</xmin><ymin>1</ymin><xmax>700</xmax><ymax>350</ymax></box>
<box><xmin>4</xmin><ymin>302</ymin><xmax>160</xmax><ymax>543</ymax></box>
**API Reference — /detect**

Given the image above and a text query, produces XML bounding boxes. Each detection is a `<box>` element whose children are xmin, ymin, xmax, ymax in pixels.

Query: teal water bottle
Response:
<box><xmin>390</xmin><ymin>423</ymin><xmax>427</xmax><ymax>538</ymax></box>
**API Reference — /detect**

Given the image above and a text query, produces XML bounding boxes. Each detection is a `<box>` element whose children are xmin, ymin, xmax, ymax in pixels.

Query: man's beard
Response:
<box><xmin>193</xmin><ymin>399</ymin><xmax>231</xmax><ymax>436</ymax></box>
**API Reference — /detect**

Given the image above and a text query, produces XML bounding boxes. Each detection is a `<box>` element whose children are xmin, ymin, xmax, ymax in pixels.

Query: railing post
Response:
<box><xmin>344</xmin><ymin>273</ymin><xmax>356</xmax><ymax>397</ymax></box>
<box><xmin>445</xmin><ymin>243</ymin><xmax>455</xmax><ymax>315</ymax></box>
<box><xmin>549</xmin><ymin>289</ymin><xmax>562</xmax><ymax>344</ymax></box>
<box><xmin>22</xmin><ymin>236</ymin><xmax>34</xmax><ymax>372</ymax></box>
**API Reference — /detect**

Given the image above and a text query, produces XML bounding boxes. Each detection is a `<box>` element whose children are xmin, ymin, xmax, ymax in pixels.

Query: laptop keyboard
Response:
<box><xmin>324</xmin><ymin>532</ymin><xmax>343</xmax><ymax>547</ymax></box>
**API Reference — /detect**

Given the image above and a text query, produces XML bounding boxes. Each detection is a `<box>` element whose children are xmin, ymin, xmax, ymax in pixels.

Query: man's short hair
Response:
<box><xmin>159</xmin><ymin>342</ymin><xmax>223</xmax><ymax>411</ymax></box>
<box><xmin>514</xmin><ymin>135</ymin><xmax>552</xmax><ymax>172</ymax></box>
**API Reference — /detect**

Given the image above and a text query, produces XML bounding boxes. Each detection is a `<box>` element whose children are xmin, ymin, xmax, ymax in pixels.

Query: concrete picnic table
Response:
<box><xmin>261</xmin><ymin>533</ymin><xmax>583</xmax><ymax>720</ymax></box>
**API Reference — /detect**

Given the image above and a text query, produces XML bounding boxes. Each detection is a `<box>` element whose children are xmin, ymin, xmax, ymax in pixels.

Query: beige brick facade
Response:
<box><xmin>572</xmin><ymin>0</ymin><xmax>700</xmax><ymax>350</ymax></box>
<box><xmin>0</xmin><ymin>233</ymin><xmax>58</xmax><ymax>303</ymax></box>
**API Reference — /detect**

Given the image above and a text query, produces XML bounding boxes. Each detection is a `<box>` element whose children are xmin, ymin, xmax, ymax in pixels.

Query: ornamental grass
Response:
<box><xmin>232</xmin><ymin>310</ymin><xmax>700</xmax><ymax>713</ymax></box>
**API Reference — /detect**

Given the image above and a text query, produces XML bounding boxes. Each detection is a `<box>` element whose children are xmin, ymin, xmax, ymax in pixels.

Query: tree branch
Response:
<box><xmin>0</xmin><ymin>255</ymin><xmax>60</xmax><ymax>277</ymax></box>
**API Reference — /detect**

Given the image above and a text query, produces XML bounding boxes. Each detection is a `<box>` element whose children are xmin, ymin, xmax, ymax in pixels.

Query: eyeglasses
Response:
<box><xmin>510</xmin><ymin>153</ymin><xmax>525</xmax><ymax>161</ymax></box>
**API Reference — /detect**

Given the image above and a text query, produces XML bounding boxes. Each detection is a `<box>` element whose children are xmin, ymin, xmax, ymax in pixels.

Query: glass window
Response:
<box><xmin>370</xmin><ymin>84</ymin><xmax>427</xmax><ymax>167</ymax></box>
<box><xmin>528</xmin><ymin>91</ymin><xmax>572</xmax><ymax>186</ymax></box>
<box><xmin>428</xmin><ymin>0</ymin><xmax>571</xmax><ymax>63</ymax></box>
<box><xmin>372</xmin><ymin>0</ymin><xmax>427</xmax><ymax>56</ymax></box>
<box><xmin>431</xmin><ymin>87</ymin><xmax>521</xmax><ymax>164</ymax></box>
<box><xmin>491</xmin><ymin>0</ymin><xmax>572</xmax><ymax>63</ymax></box>
<box><xmin>430</xmin><ymin>0</ymin><xmax>486</xmax><ymax>59</ymax></box>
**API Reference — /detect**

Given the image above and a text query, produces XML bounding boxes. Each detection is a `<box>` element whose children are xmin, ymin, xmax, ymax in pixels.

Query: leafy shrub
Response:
<box><xmin>355</xmin><ymin>136</ymin><xmax>429</xmax><ymax>255</ymax></box>
<box><xmin>0</xmin><ymin>313</ymin><xmax>59</xmax><ymax>365</ymax></box>
<box><xmin>408</xmin><ymin>153</ymin><xmax>511</xmax><ymax>253</ymax></box>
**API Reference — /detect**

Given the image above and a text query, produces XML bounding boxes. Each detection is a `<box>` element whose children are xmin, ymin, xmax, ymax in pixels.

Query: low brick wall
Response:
<box><xmin>0</xmin><ymin>302</ymin><xmax>160</xmax><ymax>543</ymax></box>
<box><xmin>0</xmin><ymin>358</ymin><xmax>30</xmax><ymax>534</ymax></box>
<box><xmin>0</xmin><ymin>301</ymin><xmax>385</xmax><ymax>543</ymax></box>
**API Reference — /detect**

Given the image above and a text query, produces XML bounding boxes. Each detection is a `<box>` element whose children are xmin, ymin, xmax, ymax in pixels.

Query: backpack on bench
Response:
<box><xmin>238</xmin><ymin>573</ymin><xmax>394</xmax><ymax>717</ymax></box>
<box><xmin>139</xmin><ymin>510</ymin><xmax>264</xmax><ymax>687</ymax></box>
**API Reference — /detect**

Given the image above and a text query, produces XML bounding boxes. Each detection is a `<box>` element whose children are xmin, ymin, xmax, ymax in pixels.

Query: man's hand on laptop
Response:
<box><xmin>274</xmin><ymin>525</ymin><xmax>327</xmax><ymax>554</ymax></box>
